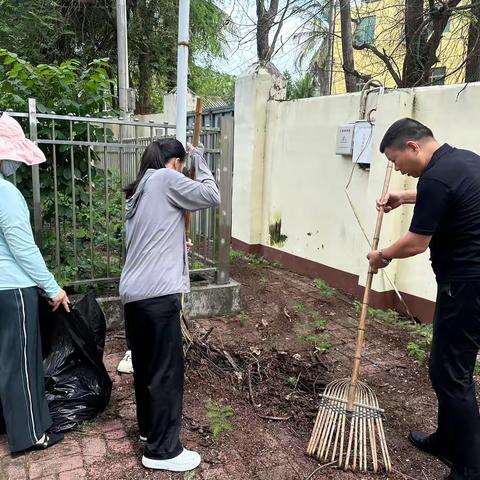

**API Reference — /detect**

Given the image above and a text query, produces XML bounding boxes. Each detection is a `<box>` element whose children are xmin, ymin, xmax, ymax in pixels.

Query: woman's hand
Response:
<box><xmin>186</xmin><ymin>238</ymin><xmax>193</xmax><ymax>252</ymax></box>
<box><xmin>50</xmin><ymin>289</ymin><xmax>70</xmax><ymax>313</ymax></box>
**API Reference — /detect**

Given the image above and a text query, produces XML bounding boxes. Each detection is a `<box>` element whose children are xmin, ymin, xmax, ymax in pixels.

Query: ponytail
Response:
<box><xmin>124</xmin><ymin>138</ymin><xmax>186</xmax><ymax>198</ymax></box>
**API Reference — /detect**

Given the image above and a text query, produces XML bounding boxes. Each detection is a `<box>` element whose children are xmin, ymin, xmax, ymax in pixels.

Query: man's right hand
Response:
<box><xmin>376</xmin><ymin>191</ymin><xmax>403</xmax><ymax>213</ymax></box>
<box><xmin>50</xmin><ymin>289</ymin><xmax>70</xmax><ymax>313</ymax></box>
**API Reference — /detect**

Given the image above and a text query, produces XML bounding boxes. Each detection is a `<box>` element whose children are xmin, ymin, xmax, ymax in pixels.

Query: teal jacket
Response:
<box><xmin>0</xmin><ymin>173</ymin><xmax>60</xmax><ymax>298</ymax></box>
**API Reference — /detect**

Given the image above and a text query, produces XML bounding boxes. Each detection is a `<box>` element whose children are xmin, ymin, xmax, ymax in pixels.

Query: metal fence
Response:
<box><xmin>7</xmin><ymin>98</ymin><xmax>233</xmax><ymax>288</ymax></box>
<box><xmin>187</xmin><ymin>104</ymin><xmax>234</xmax><ymax>130</ymax></box>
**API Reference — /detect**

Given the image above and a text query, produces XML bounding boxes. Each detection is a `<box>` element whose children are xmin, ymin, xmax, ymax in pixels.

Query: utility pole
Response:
<box><xmin>116</xmin><ymin>0</ymin><xmax>129</xmax><ymax>115</ymax></box>
<box><xmin>176</xmin><ymin>0</ymin><xmax>190</xmax><ymax>148</ymax></box>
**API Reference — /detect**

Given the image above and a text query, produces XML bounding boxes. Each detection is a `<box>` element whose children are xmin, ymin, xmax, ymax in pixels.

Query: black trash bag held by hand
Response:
<box><xmin>39</xmin><ymin>293</ymin><xmax>112</xmax><ymax>433</ymax></box>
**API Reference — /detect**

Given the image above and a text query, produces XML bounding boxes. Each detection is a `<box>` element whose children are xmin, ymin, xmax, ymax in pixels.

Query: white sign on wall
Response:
<box><xmin>352</xmin><ymin>120</ymin><xmax>374</xmax><ymax>165</ymax></box>
<box><xmin>335</xmin><ymin>124</ymin><xmax>355</xmax><ymax>155</ymax></box>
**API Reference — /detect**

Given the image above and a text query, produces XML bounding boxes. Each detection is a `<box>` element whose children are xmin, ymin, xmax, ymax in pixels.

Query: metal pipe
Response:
<box><xmin>28</xmin><ymin>98</ymin><xmax>43</xmax><ymax>248</ymax></box>
<box><xmin>116</xmin><ymin>0</ymin><xmax>129</xmax><ymax>115</ymax></box>
<box><xmin>176</xmin><ymin>0</ymin><xmax>190</xmax><ymax>147</ymax></box>
<box><xmin>359</xmin><ymin>79</ymin><xmax>384</xmax><ymax>119</ymax></box>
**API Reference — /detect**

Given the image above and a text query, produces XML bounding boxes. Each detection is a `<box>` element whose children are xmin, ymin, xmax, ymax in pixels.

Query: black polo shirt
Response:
<box><xmin>409</xmin><ymin>143</ymin><xmax>480</xmax><ymax>282</ymax></box>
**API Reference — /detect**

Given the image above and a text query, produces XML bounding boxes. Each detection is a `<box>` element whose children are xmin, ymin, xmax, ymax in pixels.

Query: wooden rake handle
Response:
<box><xmin>184</xmin><ymin>97</ymin><xmax>203</xmax><ymax>240</ymax></box>
<box><xmin>347</xmin><ymin>161</ymin><xmax>394</xmax><ymax>411</ymax></box>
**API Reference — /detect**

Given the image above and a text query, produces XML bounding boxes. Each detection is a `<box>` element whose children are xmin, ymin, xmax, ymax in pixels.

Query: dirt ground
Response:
<box><xmin>0</xmin><ymin>253</ymin><xmax>462</xmax><ymax>480</ymax></box>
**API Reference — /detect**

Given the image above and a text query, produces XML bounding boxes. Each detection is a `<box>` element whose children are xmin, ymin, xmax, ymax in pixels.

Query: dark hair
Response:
<box><xmin>124</xmin><ymin>138</ymin><xmax>186</xmax><ymax>198</ymax></box>
<box><xmin>379</xmin><ymin>118</ymin><xmax>434</xmax><ymax>153</ymax></box>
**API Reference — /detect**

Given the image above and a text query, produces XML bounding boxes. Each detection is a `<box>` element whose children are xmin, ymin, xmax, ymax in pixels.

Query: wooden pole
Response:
<box><xmin>184</xmin><ymin>97</ymin><xmax>203</xmax><ymax>241</ymax></box>
<box><xmin>346</xmin><ymin>161</ymin><xmax>393</xmax><ymax>410</ymax></box>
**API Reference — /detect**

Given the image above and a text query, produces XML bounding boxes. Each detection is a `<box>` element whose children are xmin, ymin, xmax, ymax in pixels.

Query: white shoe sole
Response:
<box><xmin>139</xmin><ymin>436</ymin><xmax>147</xmax><ymax>442</ymax></box>
<box><xmin>117</xmin><ymin>364</ymin><xmax>133</xmax><ymax>374</ymax></box>
<box><xmin>142</xmin><ymin>453</ymin><xmax>201</xmax><ymax>472</ymax></box>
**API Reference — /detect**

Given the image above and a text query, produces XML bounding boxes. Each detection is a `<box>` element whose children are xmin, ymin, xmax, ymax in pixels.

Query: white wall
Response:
<box><xmin>262</xmin><ymin>93</ymin><xmax>371</xmax><ymax>277</ymax></box>
<box><xmin>232</xmin><ymin>65</ymin><xmax>286</xmax><ymax>246</ymax></box>
<box><xmin>134</xmin><ymin>91</ymin><xmax>197</xmax><ymax>138</ymax></box>
<box><xmin>233</xmin><ymin>70</ymin><xmax>480</xmax><ymax>318</ymax></box>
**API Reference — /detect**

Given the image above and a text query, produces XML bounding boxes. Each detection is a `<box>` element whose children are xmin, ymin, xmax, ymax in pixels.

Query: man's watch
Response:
<box><xmin>378</xmin><ymin>249</ymin><xmax>392</xmax><ymax>265</ymax></box>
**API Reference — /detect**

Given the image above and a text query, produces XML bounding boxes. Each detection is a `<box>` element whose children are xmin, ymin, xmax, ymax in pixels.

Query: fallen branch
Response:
<box><xmin>248</xmin><ymin>352</ymin><xmax>262</xmax><ymax>381</ymax></box>
<box><xmin>304</xmin><ymin>461</ymin><xmax>336</xmax><ymax>480</ymax></box>
<box><xmin>391</xmin><ymin>467</ymin><xmax>422</xmax><ymax>480</ymax></box>
<box><xmin>223</xmin><ymin>349</ymin><xmax>241</xmax><ymax>372</ymax></box>
<box><xmin>257</xmin><ymin>414</ymin><xmax>292</xmax><ymax>421</ymax></box>
<box><xmin>200</xmin><ymin>326</ymin><xmax>214</xmax><ymax>342</ymax></box>
<box><xmin>248</xmin><ymin>365</ymin><xmax>261</xmax><ymax>408</ymax></box>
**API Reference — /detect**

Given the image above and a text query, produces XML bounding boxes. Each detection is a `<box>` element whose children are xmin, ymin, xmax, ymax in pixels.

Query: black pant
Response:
<box><xmin>124</xmin><ymin>294</ymin><xmax>184</xmax><ymax>460</ymax></box>
<box><xmin>429</xmin><ymin>281</ymin><xmax>480</xmax><ymax>480</ymax></box>
<box><xmin>0</xmin><ymin>287</ymin><xmax>52</xmax><ymax>452</ymax></box>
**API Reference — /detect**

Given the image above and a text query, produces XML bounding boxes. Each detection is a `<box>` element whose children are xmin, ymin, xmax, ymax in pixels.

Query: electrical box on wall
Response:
<box><xmin>335</xmin><ymin>124</ymin><xmax>354</xmax><ymax>155</ymax></box>
<box><xmin>352</xmin><ymin>120</ymin><xmax>374</xmax><ymax>165</ymax></box>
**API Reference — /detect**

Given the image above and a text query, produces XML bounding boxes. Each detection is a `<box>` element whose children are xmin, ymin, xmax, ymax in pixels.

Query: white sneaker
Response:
<box><xmin>117</xmin><ymin>350</ymin><xmax>133</xmax><ymax>374</ymax></box>
<box><xmin>139</xmin><ymin>435</ymin><xmax>147</xmax><ymax>442</ymax></box>
<box><xmin>142</xmin><ymin>448</ymin><xmax>201</xmax><ymax>472</ymax></box>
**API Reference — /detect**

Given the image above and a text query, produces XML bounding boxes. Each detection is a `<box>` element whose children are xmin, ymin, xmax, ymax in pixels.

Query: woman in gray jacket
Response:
<box><xmin>119</xmin><ymin>138</ymin><xmax>220</xmax><ymax>472</ymax></box>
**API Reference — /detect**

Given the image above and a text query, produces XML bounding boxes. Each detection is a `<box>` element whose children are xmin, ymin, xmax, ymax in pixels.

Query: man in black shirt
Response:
<box><xmin>367</xmin><ymin>118</ymin><xmax>480</xmax><ymax>480</ymax></box>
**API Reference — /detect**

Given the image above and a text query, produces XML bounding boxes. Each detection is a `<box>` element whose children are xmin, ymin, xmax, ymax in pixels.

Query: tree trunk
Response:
<box><xmin>256</xmin><ymin>1</ymin><xmax>270</xmax><ymax>60</ymax></box>
<box><xmin>136</xmin><ymin>51</ymin><xmax>153</xmax><ymax>114</ymax></box>
<box><xmin>256</xmin><ymin>0</ymin><xmax>280</xmax><ymax>62</ymax></box>
<box><xmin>466</xmin><ymin>0</ymin><xmax>480</xmax><ymax>82</ymax></box>
<box><xmin>403</xmin><ymin>0</ymin><xmax>458</xmax><ymax>87</ymax></box>
<box><xmin>324</xmin><ymin>0</ymin><xmax>336</xmax><ymax>95</ymax></box>
<box><xmin>419</xmin><ymin>10</ymin><xmax>455</xmax><ymax>85</ymax></box>
<box><xmin>338</xmin><ymin>0</ymin><xmax>356</xmax><ymax>92</ymax></box>
<box><xmin>317</xmin><ymin>65</ymin><xmax>330</xmax><ymax>96</ymax></box>
<box><xmin>402</xmin><ymin>0</ymin><xmax>425</xmax><ymax>86</ymax></box>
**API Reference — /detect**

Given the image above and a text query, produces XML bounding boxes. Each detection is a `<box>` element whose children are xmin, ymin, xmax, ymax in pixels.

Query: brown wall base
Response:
<box><xmin>232</xmin><ymin>238</ymin><xmax>435</xmax><ymax>324</ymax></box>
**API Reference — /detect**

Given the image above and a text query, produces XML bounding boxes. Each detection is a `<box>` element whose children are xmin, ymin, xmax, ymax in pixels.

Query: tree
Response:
<box><xmin>0</xmin><ymin>50</ymin><xmax>114</xmax><ymax>115</ymax></box>
<box><xmin>0</xmin><ymin>0</ymin><xmax>75</xmax><ymax>65</ymax></box>
<box><xmin>189</xmin><ymin>65</ymin><xmax>235</xmax><ymax>104</ymax></box>
<box><xmin>0</xmin><ymin>0</ymin><xmax>229</xmax><ymax>114</ymax></box>
<box><xmin>0</xmin><ymin>50</ymin><xmax>123</xmax><ymax>283</ymax></box>
<box><xmin>404</xmin><ymin>0</ymin><xmax>458</xmax><ymax>86</ymax></box>
<box><xmin>347</xmin><ymin>0</ymin><xmax>480</xmax><ymax>88</ymax></box>
<box><xmin>256</xmin><ymin>0</ymin><xmax>281</xmax><ymax>61</ymax></box>
<box><xmin>229</xmin><ymin>0</ymin><xmax>318</xmax><ymax>65</ymax></box>
<box><xmin>285</xmin><ymin>71</ymin><xmax>317</xmax><ymax>98</ymax></box>
<box><xmin>294</xmin><ymin>1</ymin><xmax>343</xmax><ymax>95</ymax></box>
<box><xmin>338</xmin><ymin>0</ymin><xmax>357</xmax><ymax>91</ymax></box>
<box><xmin>465</xmin><ymin>0</ymin><xmax>480</xmax><ymax>82</ymax></box>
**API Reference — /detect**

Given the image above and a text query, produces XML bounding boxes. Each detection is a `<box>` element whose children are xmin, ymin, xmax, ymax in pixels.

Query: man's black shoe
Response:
<box><xmin>445</xmin><ymin>467</ymin><xmax>480</xmax><ymax>480</ymax></box>
<box><xmin>408</xmin><ymin>431</ymin><xmax>453</xmax><ymax>468</ymax></box>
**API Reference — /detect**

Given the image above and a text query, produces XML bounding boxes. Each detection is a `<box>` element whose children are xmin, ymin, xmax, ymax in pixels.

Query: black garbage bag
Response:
<box><xmin>39</xmin><ymin>293</ymin><xmax>112</xmax><ymax>433</ymax></box>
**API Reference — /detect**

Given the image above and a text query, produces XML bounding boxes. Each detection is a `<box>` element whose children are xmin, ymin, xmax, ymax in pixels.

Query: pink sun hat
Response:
<box><xmin>0</xmin><ymin>113</ymin><xmax>46</xmax><ymax>166</ymax></box>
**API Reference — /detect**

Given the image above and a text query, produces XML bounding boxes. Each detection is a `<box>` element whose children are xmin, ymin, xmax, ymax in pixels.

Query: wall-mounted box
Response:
<box><xmin>335</xmin><ymin>124</ymin><xmax>355</xmax><ymax>155</ymax></box>
<box><xmin>352</xmin><ymin>120</ymin><xmax>374</xmax><ymax>165</ymax></box>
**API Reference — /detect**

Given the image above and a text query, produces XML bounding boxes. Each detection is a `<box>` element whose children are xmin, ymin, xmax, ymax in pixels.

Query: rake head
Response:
<box><xmin>307</xmin><ymin>378</ymin><xmax>391</xmax><ymax>473</ymax></box>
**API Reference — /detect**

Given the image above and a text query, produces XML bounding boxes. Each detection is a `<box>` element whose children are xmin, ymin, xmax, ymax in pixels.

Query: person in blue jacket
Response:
<box><xmin>0</xmin><ymin>113</ymin><xmax>69</xmax><ymax>453</ymax></box>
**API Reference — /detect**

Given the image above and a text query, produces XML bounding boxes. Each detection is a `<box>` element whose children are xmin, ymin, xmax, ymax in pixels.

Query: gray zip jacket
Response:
<box><xmin>119</xmin><ymin>145</ymin><xmax>221</xmax><ymax>304</ymax></box>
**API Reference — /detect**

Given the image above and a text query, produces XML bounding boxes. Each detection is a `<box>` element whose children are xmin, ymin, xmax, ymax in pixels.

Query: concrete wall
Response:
<box><xmin>232</xmin><ymin>70</ymin><xmax>480</xmax><ymax>322</ymax></box>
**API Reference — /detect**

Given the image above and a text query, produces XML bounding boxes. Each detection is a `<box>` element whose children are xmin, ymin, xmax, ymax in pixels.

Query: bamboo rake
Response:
<box><xmin>307</xmin><ymin>161</ymin><xmax>394</xmax><ymax>473</ymax></box>
<box><xmin>184</xmin><ymin>97</ymin><xmax>203</xmax><ymax>241</ymax></box>
<box><xmin>181</xmin><ymin>97</ymin><xmax>203</xmax><ymax>354</ymax></box>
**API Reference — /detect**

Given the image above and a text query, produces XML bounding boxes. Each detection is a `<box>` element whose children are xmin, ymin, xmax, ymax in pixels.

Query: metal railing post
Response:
<box><xmin>216</xmin><ymin>115</ymin><xmax>234</xmax><ymax>285</ymax></box>
<box><xmin>28</xmin><ymin>98</ymin><xmax>43</xmax><ymax>248</ymax></box>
